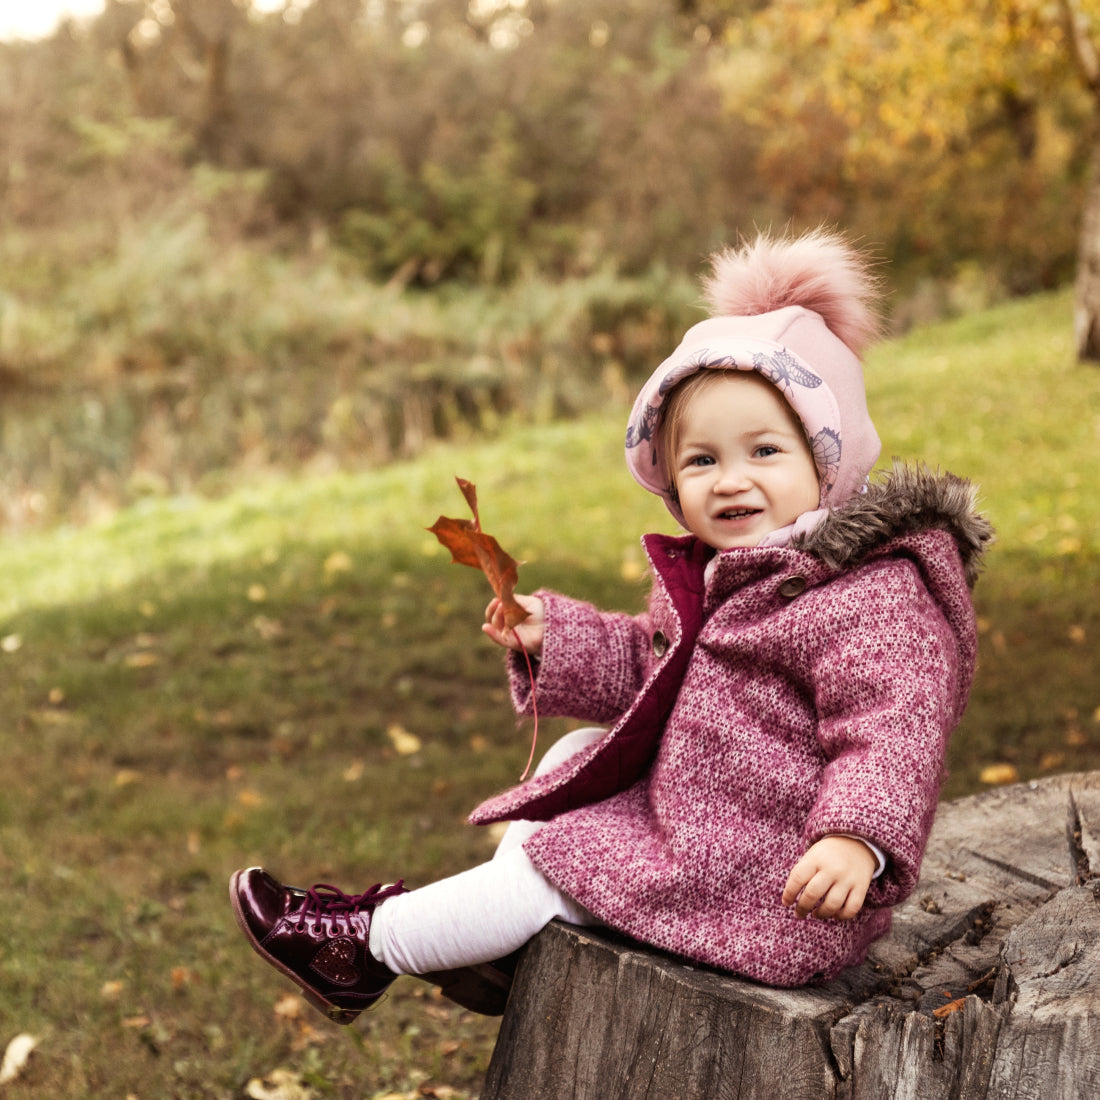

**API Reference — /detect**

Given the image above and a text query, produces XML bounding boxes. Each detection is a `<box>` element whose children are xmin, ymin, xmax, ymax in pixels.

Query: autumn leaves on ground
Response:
<box><xmin>0</xmin><ymin>291</ymin><xmax>1097</xmax><ymax>1098</ymax></box>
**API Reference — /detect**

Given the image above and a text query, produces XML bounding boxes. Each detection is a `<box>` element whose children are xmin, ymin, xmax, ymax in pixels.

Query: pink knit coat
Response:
<box><xmin>470</xmin><ymin>465</ymin><xmax>993</xmax><ymax>987</ymax></box>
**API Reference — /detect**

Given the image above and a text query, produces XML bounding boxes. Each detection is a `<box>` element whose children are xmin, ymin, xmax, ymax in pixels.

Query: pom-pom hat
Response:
<box><xmin>625</xmin><ymin>229</ymin><xmax>883</xmax><ymax>531</ymax></box>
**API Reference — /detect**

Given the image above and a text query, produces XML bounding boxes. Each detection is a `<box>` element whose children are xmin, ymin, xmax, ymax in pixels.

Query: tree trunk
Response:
<box><xmin>1061</xmin><ymin>0</ymin><xmax>1100</xmax><ymax>362</ymax></box>
<box><xmin>482</xmin><ymin>771</ymin><xmax>1100</xmax><ymax>1099</ymax></box>
<box><xmin>1074</xmin><ymin>140</ymin><xmax>1100</xmax><ymax>361</ymax></box>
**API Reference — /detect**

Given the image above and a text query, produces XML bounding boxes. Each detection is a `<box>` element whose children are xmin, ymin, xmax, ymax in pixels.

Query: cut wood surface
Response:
<box><xmin>481</xmin><ymin>771</ymin><xmax>1100</xmax><ymax>1099</ymax></box>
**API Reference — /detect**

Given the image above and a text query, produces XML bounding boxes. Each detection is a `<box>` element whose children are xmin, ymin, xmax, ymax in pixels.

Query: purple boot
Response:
<box><xmin>230</xmin><ymin>867</ymin><xmax>516</xmax><ymax>1023</ymax></box>
<box><xmin>230</xmin><ymin>867</ymin><xmax>407</xmax><ymax>1024</ymax></box>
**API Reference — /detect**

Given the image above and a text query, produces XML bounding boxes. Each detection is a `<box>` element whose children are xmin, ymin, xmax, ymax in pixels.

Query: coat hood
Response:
<box><xmin>797</xmin><ymin>462</ymin><xmax>994</xmax><ymax>588</ymax></box>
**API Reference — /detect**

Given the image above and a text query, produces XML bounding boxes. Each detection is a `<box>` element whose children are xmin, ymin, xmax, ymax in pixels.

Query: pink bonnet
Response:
<box><xmin>625</xmin><ymin>229</ymin><xmax>883</xmax><ymax>529</ymax></box>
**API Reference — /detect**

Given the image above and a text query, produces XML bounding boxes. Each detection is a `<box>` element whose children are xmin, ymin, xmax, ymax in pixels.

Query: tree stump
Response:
<box><xmin>481</xmin><ymin>771</ymin><xmax>1100</xmax><ymax>1099</ymax></box>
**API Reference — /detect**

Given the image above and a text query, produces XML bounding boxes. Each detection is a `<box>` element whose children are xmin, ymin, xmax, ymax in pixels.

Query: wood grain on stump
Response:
<box><xmin>482</xmin><ymin>771</ymin><xmax>1100</xmax><ymax>1099</ymax></box>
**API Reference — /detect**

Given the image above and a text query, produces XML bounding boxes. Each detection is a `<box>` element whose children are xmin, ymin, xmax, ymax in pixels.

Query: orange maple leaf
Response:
<box><xmin>428</xmin><ymin>478</ymin><xmax>540</xmax><ymax>780</ymax></box>
<box><xmin>427</xmin><ymin>478</ymin><xmax>530</xmax><ymax>630</ymax></box>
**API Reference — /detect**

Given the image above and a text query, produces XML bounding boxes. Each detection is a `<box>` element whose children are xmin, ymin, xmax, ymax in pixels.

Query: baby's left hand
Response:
<box><xmin>782</xmin><ymin>836</ymin><xmax>877</xmax><ymax>921</ymax></box>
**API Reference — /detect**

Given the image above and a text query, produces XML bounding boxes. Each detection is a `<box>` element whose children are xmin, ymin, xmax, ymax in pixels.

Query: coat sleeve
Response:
<box><xmin>505</xmin><ymin>590</ymin><xmax>654</xmax><ymax>725</ymax></box>
<box><xmin>801</xmin><ymin>556</ymin><xmax>972</xmax><ymax>907</ymax></box>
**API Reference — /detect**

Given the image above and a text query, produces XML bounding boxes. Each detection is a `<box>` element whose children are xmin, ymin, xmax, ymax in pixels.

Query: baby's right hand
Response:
<box><xmin>483</xmin><ymin>595</ymin><xmax>545</xmax><ymax>656</ymax></box>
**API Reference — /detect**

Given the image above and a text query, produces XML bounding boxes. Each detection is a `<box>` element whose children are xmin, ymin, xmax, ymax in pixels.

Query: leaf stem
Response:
<box><xmin>517</xmin><ymin>639</ymin><xmax>539</xmax><ymax>782</ymax></box>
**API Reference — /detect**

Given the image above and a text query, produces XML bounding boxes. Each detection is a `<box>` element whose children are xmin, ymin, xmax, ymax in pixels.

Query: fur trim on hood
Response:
<box><xmin>797</xmin><ymin>462</ymin><xmax>994</xmax><ymax>587</ymax></box>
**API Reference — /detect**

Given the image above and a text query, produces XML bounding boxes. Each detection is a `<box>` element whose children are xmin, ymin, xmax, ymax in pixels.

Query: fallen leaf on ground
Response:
<box><xmin>245</xmin><ymin>1067</ymin><xmax>315</xmax><ymax>1100</ymax></box>
<box><xmin>979</xmin><ymin>763</ymin><xmax>1018</xmax><ymax>786</ymax></box>
<box><xmin>0</xmin><ymin>1033</ymin><xmax>37</xmax><ymax>1084</ymax></box>
<box><xmin>387</xmin><ymin>724</ymin><xmax>422</xmax><ymax>756</ymax></box>
<box><xmin>171</xmin><ymin>966</ymin><xmax>195</xmax><ymax>990</ymax></box>
<box><xmin>253</xmin><ymin>615</ymin><xmax>285</xmax><ymax>641</ymax></box>
<box><xmin>124</xmin><ymin>652</ymin><xmax>159</xmax><ymax>668</ymax></box>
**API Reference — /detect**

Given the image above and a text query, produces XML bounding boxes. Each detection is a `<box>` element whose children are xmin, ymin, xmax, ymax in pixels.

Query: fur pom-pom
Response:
<box><xmin>702</xmin><ymin>228</ymin><xmax>882</xmax><ymax>354</ymax></box>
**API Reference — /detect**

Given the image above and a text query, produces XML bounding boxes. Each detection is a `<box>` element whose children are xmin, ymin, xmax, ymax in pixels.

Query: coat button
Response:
<box><xmin>778</xmin><ymin>575</ymin><xmax>808</xmax><ymax>599</ymax></box>
<box><xmin>652</xmin><ymin>630</ymin><xmax>669</xmax><ymax>657</ymax></box>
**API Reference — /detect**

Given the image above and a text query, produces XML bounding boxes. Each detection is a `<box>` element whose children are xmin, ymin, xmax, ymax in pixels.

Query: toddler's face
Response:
<box><xmin>672</xmin><ymin>373</ymin><xmax>820</xmax><ymax>550</ymax></box>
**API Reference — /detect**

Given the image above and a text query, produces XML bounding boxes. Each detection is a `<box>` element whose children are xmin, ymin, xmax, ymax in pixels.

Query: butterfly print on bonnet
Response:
<box><xmin>624</xmin><ymin>345</ymin><xmax>843</xmax><ymax>496</ymax></box>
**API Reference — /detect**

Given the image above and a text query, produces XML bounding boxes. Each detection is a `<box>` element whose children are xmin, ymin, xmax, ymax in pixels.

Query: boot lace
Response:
<box><xmin>293</xmin><ymin>880</ymin><xmax>406</xmax><ymax>935</ymax></box>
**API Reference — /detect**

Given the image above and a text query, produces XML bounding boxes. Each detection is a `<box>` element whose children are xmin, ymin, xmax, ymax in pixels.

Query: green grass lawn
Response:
<box><xmin>0</xmin><ymin>289</ymin><xmax>1096</xmax><ymax>1098</ymax></box>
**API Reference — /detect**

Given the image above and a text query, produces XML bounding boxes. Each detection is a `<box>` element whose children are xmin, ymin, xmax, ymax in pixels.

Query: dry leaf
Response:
<box><xmin>245</xmin><ymin>1068</ymin><xmax>316</xmax><ymax>1100</ymax></box>
<box><xmin>979</xmin><ymin>763</ymin><xmax>1019</xmax><ymax>786</ymax></box>
<box><xmin>101</xmin><ymin>980</ymin><xmax>124</xmax><ymax>1000</ymax></box>
<box><xmin>171</xmin><ymin>966</ymin><xmax>194</xmax><ymax>990</ymax></box>
<box><xmin>932</xmin><ymin>997</ymin><xmax>966</xmax><ymax>1019</ymax></box>
<box><xmin>273</xmin><ymin>993</ymin><xmax>302</xmax><ymax>1019</ymax></box>
<box><xmin>114</xmin><ymin>769</ymin><xmax>143</xmax><ymax>788</ymax></box>
<box><xmin>124</xmin><ymin>652</ymin><xmax>159</xmax><ymax>668</ymax></box>
<box><xmin>253</xmin><ymin>615</ymin><xmax>285</xmax><ymax>641</ymax></box>
<box><xmin>427</xmin><ymin>478</ymin><xmax>529</xmax><ymax>630</ymax></box>
<box><xmin>387</xmin><ymin>724</ymin><xmax>422</xmax><ymax>756</ymax></box>
<box><xmin>427</xmin><ymin>477</ymin><xmax>541</xmax><ymax>780</ymax></box>
<box><xmin>0</xmin><ymin>1033</ymin><xmax>37</xmax><ymax>1085</ymax></box>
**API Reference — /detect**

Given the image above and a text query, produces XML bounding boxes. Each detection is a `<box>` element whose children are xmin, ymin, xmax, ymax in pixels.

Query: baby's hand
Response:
<box><xmin>781</xmin><ymin>836</ymin><xmax>877</xmax><ymax>921</ymax></box>
<box><xmin>482</xmin><ymin>595</ymin><xmax>545</xmax><ymax>656</ymax></box>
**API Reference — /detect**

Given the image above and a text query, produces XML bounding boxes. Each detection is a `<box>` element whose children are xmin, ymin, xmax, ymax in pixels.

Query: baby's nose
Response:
<box><xmin>713</xmin><ymin>463</ymin><xmax>751</xmax><ymax>491</ymax></box>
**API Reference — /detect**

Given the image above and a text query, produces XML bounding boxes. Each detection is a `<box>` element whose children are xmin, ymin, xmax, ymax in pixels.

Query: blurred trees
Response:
<box><xmin>1</xmin><ymin>0</ymin><xmax>1093</xmax><ymax>304</ymax></box>
<box><xmin>78</xmin><ymin>0</ymin><xmax>758</xmax><ymax>283</ymax></box>
<box><xmin>0</xmin><ymin>0</ymin><xmax>1097</xmax><ymax>525</ymax></box>
<box><xmin>720</xmin><ymin>0</ymin><xmax>1099</xmax><ymax>356</ymax></box>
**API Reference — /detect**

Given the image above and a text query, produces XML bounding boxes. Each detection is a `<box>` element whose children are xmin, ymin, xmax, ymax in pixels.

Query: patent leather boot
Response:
<box><xmin>230</xmin><ymin>866</ymin><xmax>406</xmax><ymax>1024</ymax></box>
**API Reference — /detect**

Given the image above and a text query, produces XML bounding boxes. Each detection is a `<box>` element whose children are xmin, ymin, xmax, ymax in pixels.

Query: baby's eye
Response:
<box><xmin>687</xmin><ymin>454</ymin><xmax>715</xmax><ymax>467</ymax></box>
<box><xmin>754</xmin><ymin>444</ymin><xmax>781</xmax><ymax>458</ymax></box>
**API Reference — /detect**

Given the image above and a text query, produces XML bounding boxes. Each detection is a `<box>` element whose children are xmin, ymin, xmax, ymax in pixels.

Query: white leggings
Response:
<box><xmin>368</xmin><ymin>727</ymin><xmax>606</xmax><ymax>975</ymax></box>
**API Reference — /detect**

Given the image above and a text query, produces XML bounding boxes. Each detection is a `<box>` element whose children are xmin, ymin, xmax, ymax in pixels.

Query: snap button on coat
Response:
<box><xmin>778</xmin><ymin>575</ymin><xmax>808</xmax><ymax>599</ymax></box>
<box><xmin>652</xmin><ymin>631</ymin><xmax>669</xmax><ymax>657</ymax></box>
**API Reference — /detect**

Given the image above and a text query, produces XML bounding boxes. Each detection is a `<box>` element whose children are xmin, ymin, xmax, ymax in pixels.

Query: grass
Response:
<box><xmin>0</xmin><ymin>289</ymin><xmax>1096</xmax><ymax>1097</ymax></box>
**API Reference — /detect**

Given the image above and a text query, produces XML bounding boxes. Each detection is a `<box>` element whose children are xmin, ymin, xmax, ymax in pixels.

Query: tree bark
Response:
<box><xmin>482</xmin><ymin>771</ymin><xmax>1100</xmax><ymax>1099</ymax></box>
<box><xmin>1074</xmin><ymin>141</ymin><xmax>1100</xmax><ymax>361</ymax></box>
<box><xmin>1059</xmin><ymin>0</ymin><xmax>1100</xmax><ymax>362</ymax></box>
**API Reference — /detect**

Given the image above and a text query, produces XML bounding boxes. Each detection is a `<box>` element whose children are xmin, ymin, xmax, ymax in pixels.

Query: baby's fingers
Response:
<box><xmin>782</xmin><ymin>861</ymin><xmax>823</xmax><ymax>918</ymax></box>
